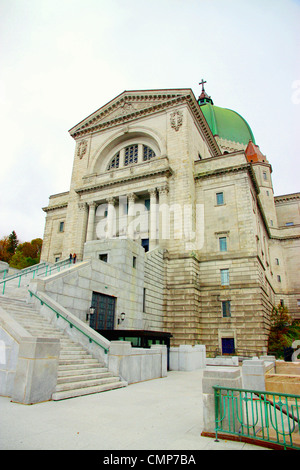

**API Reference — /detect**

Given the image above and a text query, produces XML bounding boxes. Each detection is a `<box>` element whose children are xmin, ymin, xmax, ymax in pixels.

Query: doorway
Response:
<box><xmin>221</xmin><ymin>337</ymin><xmax>235</xmax><ymax>355</ymax></box>
<box><xmin>90</xmin><ymin>292</ymin><xmax>116</xmax><ymax>330</ymax></box>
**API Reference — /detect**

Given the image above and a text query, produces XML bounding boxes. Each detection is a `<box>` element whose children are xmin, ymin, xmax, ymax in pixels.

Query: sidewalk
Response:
<box><xmin>0</xmin><ymin>370</ymin><xmax>264</xmax><ymax>451</ymax></box>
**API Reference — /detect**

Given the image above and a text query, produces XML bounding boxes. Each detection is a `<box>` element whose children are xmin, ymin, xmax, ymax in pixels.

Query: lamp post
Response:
<box><xmin>118</xmin><ymin>312</ymin><xmax>126</xmax><ymax>325</ymax></box>
<box><xmin>86</xmin><ymin>305</ymin><xmax>95</xmax><ymax>322</ymax></box>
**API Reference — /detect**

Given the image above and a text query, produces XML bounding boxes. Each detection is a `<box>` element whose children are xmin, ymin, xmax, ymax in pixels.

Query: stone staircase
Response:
<box><xmin>0</xmin><ymin>296</ymin><xmax>126</xmax><ymax>400</ymax></box>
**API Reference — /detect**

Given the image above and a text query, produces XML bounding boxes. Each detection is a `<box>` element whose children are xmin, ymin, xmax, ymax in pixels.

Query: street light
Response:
<box><xmin>86</xmin><ymin>305</ymin><xmax>95</xmax><ymax>322</ymax></box>
<box><xmin>118</xmin><ymin>312</ymin><xmax>126</xmax><ymax>325</ymax></box>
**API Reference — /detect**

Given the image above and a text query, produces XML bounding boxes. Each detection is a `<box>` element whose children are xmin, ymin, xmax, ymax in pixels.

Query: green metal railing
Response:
<box><xmin>0</xmin><ymin>259</ymin><xmax>72</xmax><ymax>295</ymax></box>
<box><xmin>0</xmin><ymin>268</ymin><xmax>8</xmax><ymax>280</ymax></box>
<box><xmin>213</xmin><ymin>385</ymin><xmax>300</xmax><ymax>450</ymax></box>
<box><xmin>28</xmin><ymin>290</ymin><xmax>109</xmax><ymax>355</ymax></box>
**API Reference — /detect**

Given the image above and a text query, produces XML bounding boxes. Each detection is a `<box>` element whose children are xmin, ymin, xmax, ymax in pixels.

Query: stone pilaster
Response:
<box><xmin>127</xmin><ymin>193</ymin><xmax>137</xmax><ymax>240</ymax></box>
<box><xmin>107</xmin><ymin>197</ymin><xmax>116</xmax><ymax>239</ymax></box>
<box><xmin>149</xmin><ymin>188</ymin><xmax>158</xmax><ymax>250</ymax></box>
<box><xmin>158</xmin><ymin>184</ymin><xmax>169</xmax><ymax>249</ymax></box>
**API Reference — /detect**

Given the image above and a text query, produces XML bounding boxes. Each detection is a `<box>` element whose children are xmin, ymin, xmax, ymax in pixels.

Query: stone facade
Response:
<box><xmin>41</xmin><ymin>88</ymin><xmax>300</xmax><ymax>355</ymax></box>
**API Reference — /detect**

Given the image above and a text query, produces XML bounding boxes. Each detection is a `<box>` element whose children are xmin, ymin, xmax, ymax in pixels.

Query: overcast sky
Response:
<box><xmin>0</xmin><ymin>0</ymin><xmax>299</xmax><ymax>242</ymax></box>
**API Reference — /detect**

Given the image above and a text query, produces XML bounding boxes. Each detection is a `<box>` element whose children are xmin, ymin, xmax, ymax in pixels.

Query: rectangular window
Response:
<box><xmin>219</xmin><ymin>237</ymin><xmax>227</xmax><ymax>252</ymax></box>
<box><xmin>221</xmin><ymin>268</ymin><xmax>229</xmax><ymax>286</ymax></box>
<box><xmin>263</xmin><ymin>171</ymin><xmax>267</xmax><ymax>181</ymax></box>
<box><xmin>144</xmin><ymin>199</ymin><xmax>150</xmax><ymax>211</ymax></box>
<box><xmin>133</xmin><ymin>256</ymin><xmax>137</xmax><ymax>268</ymax></box>
<box><xmin>99</xmin><ymin>253</ymin><xmax>108</xmax><ymax>262</ymax></box>
<box><xmin>59</xmin><ymin>221</ymin><xmax>64</xmax><ymax>232</ymax></box>
<box><xmin>222</xmin><ymin>301</ymin><xmax>231</xmax><ymax>317</ymax></box>
<box><xmin>141</xmin><ymin>238</ymin><xmax>149</xmax><ymax>252</ymax></box>
<box><xmin>275</xmin><ymin>258</ymin><xmax>279</xmax><ymax>265</ymax></box>
<box><xmin>216</xmin><ymin>192</ymin><xmax>224</xmax><ymax>205</ymax></box>
<box><xmin>277</xmin><ymin>275</ymin><xmax>281</xmax><ymax>282</ymax></box>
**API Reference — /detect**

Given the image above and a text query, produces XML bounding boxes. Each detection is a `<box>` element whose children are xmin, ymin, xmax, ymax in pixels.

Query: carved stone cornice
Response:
<box><xmin>274</xmin><ymin>193</ymin><xmax>300</xmax><ymax>204</ymax></box>
<box><xmin>195</xmin><ymin>162</ymin><xmax>260</xmax><ymax>193</ymax></box>
<box><xmin>75</xmin><ymin>166</ymin><xmax>173</xmax><ymax>196</ymax></box>
<box><xmin>42</xmin><ymin>203</ymin><xmax>68</xmax><ymax>213</ymax></box>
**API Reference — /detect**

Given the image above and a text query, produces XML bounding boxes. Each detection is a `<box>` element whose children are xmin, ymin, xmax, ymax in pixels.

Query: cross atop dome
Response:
<box><xmin>198</xmin><ymin>79</ymin><xmax>214</xmax><ymax>106</ymax></box>
<box><xmin>199</xmin><ymin>78</ymin><xmax>207</xmax><ymax>91</ymax></box>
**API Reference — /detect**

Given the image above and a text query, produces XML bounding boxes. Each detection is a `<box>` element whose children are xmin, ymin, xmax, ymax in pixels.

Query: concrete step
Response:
<box><xmin>57</xmin><ymin>367</ymin><xmax>108</xmax><ymax>378</ymax></box>
<box><xmin>55</xmin><ymin>375</ymin><xmax>120</xmax><ymax>392</ymax></box>
<box><xmin>57</xmin><ymin>362</ymin><xmax>103</xmax><ymax>372</ymax></box>
<box><xmin>56</xmin><ymin>371</ymin><xmax>113</xmax><ymax>384</ymax></box>
<box><xmin>52</xmin><ymin>380</ymin><xmax>127</xmax><ymax>401</ymax></box>
<box><xmin>58</xmin><ymin>357</ymin><xmax>100</xmax><ymax>366</ymax></box>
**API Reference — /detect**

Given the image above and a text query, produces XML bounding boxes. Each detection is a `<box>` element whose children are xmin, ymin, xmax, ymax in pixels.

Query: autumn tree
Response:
<box><xmin>0</xmin><ymin>231</ymin><xmax>19</xmax><ymax>263</ymax></box>
<box><xmin>0</xmin><ymin>231</ymin><xmax>43</xmax><ymax>269</ymax></box>
<box><xmin>0</xmin><ymin>236</ymin><xmax>10</xmax><ymax>263</ymax></box>
<box><xmin>267</xmin><ymin>303</ymin><xmax>300</xmax><ymax>359</ymax></box>
<box><xmin>10</xmin><ymin>237</ymin><xmax>43</xmax><ymax>269</ymax></box>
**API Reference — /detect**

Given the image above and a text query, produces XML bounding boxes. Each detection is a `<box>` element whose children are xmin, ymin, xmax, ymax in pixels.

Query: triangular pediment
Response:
<box><xmin>69</xmin><ymin>89</ymin><xmax>193</xmax><ymax>137</ymax></box>
<box><xmin>69</xmin><ymin>88</ymin><xmax>222</xmax><ymax>157</ymax></box>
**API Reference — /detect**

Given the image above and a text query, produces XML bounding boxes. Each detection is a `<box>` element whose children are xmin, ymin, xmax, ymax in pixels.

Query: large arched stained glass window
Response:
<box><xmin>106</xmin><ymin>144</ymin><xmax>157</xmax><ymax>171</ymax></box>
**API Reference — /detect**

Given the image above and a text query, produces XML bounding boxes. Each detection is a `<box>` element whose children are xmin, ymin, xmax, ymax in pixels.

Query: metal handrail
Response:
<box><xmin>0</xmin><ymin>262</ymin><xmax>47</xmax><ymax>283</ymax></box>
<box><xmin>28</xmin><ymin>290</ymin><xmax>109</xmax><ymax>354</ymax></box>
<box><xmin>213</xmin><ymin>385</ymin><xmax>300</xmax><ymax>450</ymax></box>
<box><xmin>0</xmin><ymin>268</ymin><xmax>8</xmax><ymax>279</ymax></box>
<box><xmin>0</xmin><ymin>259</ymin><xmax>72</xmax><ymax>295</ymax></box>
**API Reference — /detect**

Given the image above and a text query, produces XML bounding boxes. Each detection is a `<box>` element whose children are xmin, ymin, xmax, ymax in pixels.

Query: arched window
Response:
<box><xmin>106</xmin><ymin>143</ymin><xmax>156</xmax><ymax>171</ymax></box>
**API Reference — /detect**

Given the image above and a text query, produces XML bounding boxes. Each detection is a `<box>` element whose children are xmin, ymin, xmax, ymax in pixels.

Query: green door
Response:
<box><xmin>90</xmin><ymin>292</ymin><xmax>116</xmax><ymax>330</ymax></box>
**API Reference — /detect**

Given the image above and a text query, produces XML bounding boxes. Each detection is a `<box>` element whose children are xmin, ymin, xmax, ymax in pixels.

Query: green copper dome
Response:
<box><xmin>197</xmin><ymin>81</ymin><xmax>255</xmax><ymax>146</ymax></box>
<box><xmin>200</xmin><ymin>102</ymin><xmax>256</xmax><ymax>146</ymax></box>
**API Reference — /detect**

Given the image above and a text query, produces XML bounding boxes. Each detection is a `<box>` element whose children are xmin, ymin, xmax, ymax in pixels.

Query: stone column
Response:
<box><xmin>86</xmin><ymin>202</ymin><xmax>96</xmax><ymax>242</ymax></box>
<box><xmin>149</xmin><ymin>188</ymin><xmax>158</xmax><ymax>250</ymax></box>
<box><xmin>158</xmin><ymin>184</ymin><xmax>169</xmax><ymax>248</ymax></box>
<box><xmin>107</xmin><ymin>197</ymin><xmax>116</xmax><ymax>239</ymax></box>
<box><xmin>127</xmin><ymin>193</ymin><xmax>137</xmax><ymax>240</ymax></box>
<box><xmin>77</xmin><ymin>202</ymin><xmax>88</xmax><ymax>259</ymax></box>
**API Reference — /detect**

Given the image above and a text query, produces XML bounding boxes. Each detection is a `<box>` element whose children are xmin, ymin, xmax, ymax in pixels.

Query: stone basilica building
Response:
<box><xmin>41</xmin><ymin>83</ymin><xmax>300</xmax><ymax>356</ymax></box>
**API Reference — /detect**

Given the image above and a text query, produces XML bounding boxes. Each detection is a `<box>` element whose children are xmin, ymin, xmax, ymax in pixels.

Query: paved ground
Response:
<box><xmin>0</xmin><ymin>370</ymin><xmax>265</xmax><ymax>451</ymax></box>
